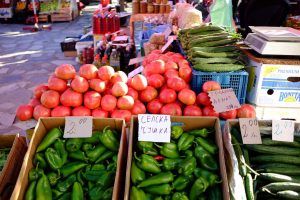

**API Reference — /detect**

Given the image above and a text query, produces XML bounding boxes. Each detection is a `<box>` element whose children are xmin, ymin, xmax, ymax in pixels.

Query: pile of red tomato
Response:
<box><xmin>16</xmin><ymin>50</ymin><xmax>256</xmax><ymax>122</ymax></box>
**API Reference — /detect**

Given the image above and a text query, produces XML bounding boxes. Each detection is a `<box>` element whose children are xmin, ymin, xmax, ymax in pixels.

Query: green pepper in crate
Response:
<box><xmin>83</xmin><ymin>168</ymin><xmax>106</xmax><ymax>181</ymax></box>
<box><xmin>97</xmin><ymin>171</ymin><xmax>115</xmax><ymax>187</ymax></box>
<box><xmin>47</xmin><ymin>171</ymin><xmax>60</xmax><ymax>186</ymax></box>
<box><xmin>184</xmin><ymin>150</ymin><xmax>194</xmax><ymax>158</ymax></box>
<box><xmin>36</xmin><ymin>128</ymin><xmax>62</xmax><ymax>152</ymax></box>
<box><xmin>52</xmin><ymin>189</ymin><xmax>64</xmax><ymax>199</ymax></box>
<box><xmin>178</xmin><ymin>133</ymin><xmax>195</xmax><ymax>151</ymax></box>
<box><xmin>173</xmin><ymin>174</ymin><xmax>194</xmax><ymax>191</ymax></box>
<box><xmin>86</xmin><ymin>144</ymin><xmax>107</xmax><ymax>162</ymax></box>
<box><xmin>45</xmin><ymin>147</ymin><xmax>64</xmax><ymax>170</ymax></box>
<box><xmin>69</xmin><ymin>150</ymin><xmax>89</xmax><ymax>162</ymax></box>
<box><xmin>95</xmin><ymin>151</ymin><xmax>115</xmax><ymax>163</ymax></box>
<box><xmin>156</xmin><ymin>143</ymin><xmax>180</xmax><ymax>158</ymax></box>
<box><xmin>178</xmin><ymin>156</ymin><xmax>197</xmax><ymax>176</ymax></box>
<box><xmin>54</xmin><ymin>139</ymin><xmax>68</xmax><ymax>164</ymax></box>
<box><xmin>189</xmin><ymin>177</ymin><xmax>209</xmax><ymax>200</ymax></box>
<box><xmin>36</xmin><ymin>174</ymin><xmax>52</xmax><ymax>200</ymax></box>
<box><xmin>130</xmin><ymin>186</ymin><xmax>147</xmax><ymax>200</ymax></box>
<box><xmin>194</xmin><ymin>168</ymin><xmax>221</xmax><ymax>186</ymax></box>
<box><xmin>171</xmin><ymin>126</ymin><xmax>184</xmax><ymax>139</ymax></box>
<box><xmin>28</xmin><ymin>168</ymin><xmax>43</xmax><ymax>182</ymax></box>
<box><xmin>82</xmin><ymin>143</ymin><xmax>93</xmax><ymax>152</ymax></box>
<box><xmin>89</xmin><ymin>185</ymin><xmax>104</xmax><ymax>200</ymax></box>
<box><xmin>99</xmin><ymin>126</ymin><xmax>119</xmax><ymax>152</ymax></box>
<box><xmin>33</xmin><ymin>153</ymin><xmax>47</xmax><ymax>169</ymax></box>
<box><xmin>102</xmin><ymin>187</ymin><xmax>113</xmax><ymax>200</ymax></box>
<box><xmin>71</xmin><ymin>182</ymin><xmax>84</xmax><ymax>200</ymax></box>
<box><xmin>57</xmin><ymin>192</ymin><xmax>71</xmax><ymax>200</ymax></box>
<box><xmin>83</xmin><ymin>131</ymin><xmax>101</xmax><ymax>144</ymax></box>
<box><xmin>195</xmin><ymin>146</ymin><xmax>218</xmax><ymax>171</ymax></box>
<box><xmin>135</xmin><ymin>153</ymin><xmax>161</xmax><ymax>174</ymax></box>
<box><xmin>24</xmin><ymin>180</ymin><xmax>37</xmax><ymax>200</ymax></box>
<box><xmin>66</xmin><ymin>138</ymin><xmax>83</xmax><ymax>153</ymax></box>
<box><xmin>138</xmin><ymin>141</ymin><xmax>158</xmax><ymax>156</ymax></box>
<box><xmin>172</xmin><ymin>192</ymin><xmax>189</xmax><ymax>200</ymax></box>
<box><xmin>144</xmin><ymin>184</ymin><xmax>172</xmax><ymax>195</ymax></box>
<box><xmin>162</xmin><ymin>158</ymin><xmax>182</xmax><ymax>171</ymax></box>
<box><xmin>76</xmin><ymin>170</ymin><xmax>85</xmax><ymax>186</ymax></box>
<box><xmin>188</xmin><ymin>128</ymin><xmax>213</xmax><ymax>137</ymax></box>
<box><xmin>208</xmin><ymin>185</ymin><xmax>222</xmax><ymax>200</ymax></box>
<box><xmin>195</xmin><ymin>137</ymin><xmax>218</xmax><ymax>154</ymax></box>
<box><xmin>131</xmin><ymin>160</ymin><xmax>146</xmax><ymax>184</ymax></box>
<box><xmin>138</xmin><ymin>172</ymin><xmax>174</xmax><ymax>188</ymax></box>
<box><xmin>60</xmin><ymin>161</ymin><xmax>88</xmax><ymax>178</ymax></box>
<box><xmin>57</xmin><ymin>174</ymin><xmax>77</xmax><ymax>192</ymax></box>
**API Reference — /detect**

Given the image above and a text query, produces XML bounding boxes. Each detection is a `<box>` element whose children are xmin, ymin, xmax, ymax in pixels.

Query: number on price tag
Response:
<box><xmin>64</xmin><ymin>116</ymin><xmax>93</xmax><ymax>138</ymax></box>
<box><xmin>161</xmin><ymin>36</ymin><xmax>174</xmax><ymax>53</ymax></box>
<box><xmin>239</xmin><ymin>118</ymin><xmax>262</xmax><ymax>144</ymax></box>
<box><xmin>208</xmin><ymin>88</ymin><xmax>241</xmax><ymax>113</ymax></box>
<box><xmin>272</xmin><ymin>120</ymin><xmax>295</xmax><ymax>142</ymax></box>
<box><xmin>128</xmin><ymin>66</ymin><xmax>144</xmax><ymax>78</ymax></box>
<box><xmin>129</xmin><ymin>57</ymin><xmax>144</xmax><ymax>66</ymax></box>
<box><xmin>138</xmin><ymin>114</ymin><xmax>171</xmax><ymax>143</ymax></box>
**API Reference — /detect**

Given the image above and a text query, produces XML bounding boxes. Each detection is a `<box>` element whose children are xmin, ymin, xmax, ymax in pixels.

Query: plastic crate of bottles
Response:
<box><xmin>192</xmin><ymin>70</ymin><xmax>249</xmax><ymax>104</ymax></box>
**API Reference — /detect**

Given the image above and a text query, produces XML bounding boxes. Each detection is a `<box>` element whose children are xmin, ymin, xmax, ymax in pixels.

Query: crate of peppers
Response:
<box><xmin>11</xmin><ymin>117</ymin><xmax>127</xmax><ymax>200</ymax></box>
<box><xmin>124</xmin><ymin>116</ymin><xmax>230</xmax><ymax>200</ymax></box>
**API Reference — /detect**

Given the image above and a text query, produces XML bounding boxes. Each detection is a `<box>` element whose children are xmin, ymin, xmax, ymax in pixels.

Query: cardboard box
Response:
<box><xmin>0</xmin><ymin>134</ymin><xmax>27</xmax><ymax>200</ymax></box>
<box><xmin>246</xmin><ymin>60</ymin><xmax>300</xmax><ymax>107</ymax></box>
<box><xmin>255</xmin><ymin>105</ymin><xmax>300</xmax><ymax>121</ymax></box>
<box><xmin>124</xmin><ymin>116</ymin><xmax>230</xmax><ymax>200</ymax></box>
<box><xmin>11</xmin><ymin>117</ymin><xmax>127</xmax><ymax>200</ymax></box>
<box><xmin>63</xmin><ymin>51</ymin><xmax>77</xmax><ymax>57</ymax></box>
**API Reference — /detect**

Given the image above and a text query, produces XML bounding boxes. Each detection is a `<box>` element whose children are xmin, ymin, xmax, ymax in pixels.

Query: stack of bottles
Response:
<box><xmin>93</xmin><ymin>8</ymin><xmax>120</xmax><ymax>35</ymax></box>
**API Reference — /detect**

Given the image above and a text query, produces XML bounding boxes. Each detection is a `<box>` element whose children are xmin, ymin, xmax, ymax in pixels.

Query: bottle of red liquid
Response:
<box><xmin>101</xmin><ymin>11</ymin><xmax>109</xmax><ymax>34</ymax></box>
<box><xmin>114</xmin><ymin>12</ymin><xmax>120</xmax><ymax>32</ymax></box>
<box><xmin>107</xmin><ymin>12</ymin><xmax>114</xmax><ymax>33</ymax></box>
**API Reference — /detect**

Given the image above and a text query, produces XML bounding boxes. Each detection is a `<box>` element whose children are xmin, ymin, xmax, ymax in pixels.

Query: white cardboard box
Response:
<box><xmin>246</xmin><ymin>59</ymin><xmax>300</xmax><ymax>107</ymax></box>
<box><xmin>255</xmin><ymin>106</ymin><xmax>300</xmax><ymax>121</ymax></box>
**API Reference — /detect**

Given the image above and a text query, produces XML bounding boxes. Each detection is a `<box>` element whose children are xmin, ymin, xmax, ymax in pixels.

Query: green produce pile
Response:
<box><xmin>231</xmin><ymin>127</ymin><xmax>300</xmax><ymax>200</ymax></box>
<box><xmin>178</xmin><ymin>25</ymin><xmax>245</xmax><ymax>72</ymax></box>
<box><xmin>130</xmin><ymin>126</ymin><xmax>222</xmax><ymax>200</ymax></box>
<box><xmin>24</xmin><ymin>126</ymin><xmax>120</xmax><ymax>200</ymax></box>
<box><xmin>0</xmin><ymin>148</ymin><xmax>10</xmax><ymax>172</ymax></box>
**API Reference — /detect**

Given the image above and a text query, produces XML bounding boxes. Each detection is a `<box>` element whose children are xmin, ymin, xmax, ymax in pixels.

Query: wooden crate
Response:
<box><xmin>38</xmin><ymin>14</ymin><xmax>50</xmax><ymax>22</ymax></box>
<box><xmin>51</xmin><ymin>13</ymin><xmax>72</xmax><ymax>22</ymax></box>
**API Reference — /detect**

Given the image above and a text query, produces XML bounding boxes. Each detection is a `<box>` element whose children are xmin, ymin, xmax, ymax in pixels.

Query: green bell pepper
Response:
<box><xmin>66</xmin><ymin>138</ymin><xmax>83</xmax><ymax>153</ymax></box>
<box><xmin>171</xmin><ymin>126</ymin><xmax>183</xmax><ymax>140</ymax></box>
<box><xmin>77</xmin><ymin>170</ymin><xmax>85</xmax><ymax>186</ymax></box>
<box><xmin>88</xmin><ymin>185</ymin><xmax>104</xmax><ymax>200</ymax></box>
<box><xmin>56</xmin><ymin>174</ymin><xmax>77</xmax><ymax>192</ymax></box>
<box><xmin>130</xmin><ymin>186</ymin><xmax>146</xmax><ymax>200</ymax></box>
<box><xmin>138</xmin><ymin>172</ymin><xmax>174</xmax><ymax>188</ymax></box>
<box><xmin>54</xmin><ymin>139</ymin><xmax>68</xmax><ymax>165</ymax></box>
<box><xmin>33</xmin><ymin>153</ymin><xmax>47</xmax><ymax>169</ymax></box>
<box><xmin>156</xmin><ymin>143</ymin><xmax>180</xmax><ymax>158</ymax></box>
<box><xmin>24</xmin><ymin>180</ymin><xmax>36</xmax><ymax>200</ymax></box>
<box><xmin>36</xmin><ymin>128</ymin><xmax>62</xmax><ymax>152</ymax></box>
<box><xmin>188</xmin><ymin>128</ymin><xmax>213</xmax><ymax>138</ymax></box>
<box><xmin>131</xmin><ymin>160</ymin><xmax>146</xmax><ymax>184</ymax></box>
<box><xmin>178</xmin><ymin>133</ymin><xmax>195</xmax><ymax>151</ymax></box>
<box><xmin>47</xmin><ymin>171</ymin><xmax>60</xmax><ymax>186</ymax></box>
<box><xmin>162</xmin><ymin>158</ymin><xmax>182</xmax><ymax>171</ymax></box>
<box><xmin>178</xmin><ymin>156</ymin><xmax>197</xmax><ymax>176</ymax></box>
<box><xmin>71</xmin><ymin>182</ymin><xmax>84</xmax><ymax>200</ymax></box>
<box><xmin>36</xmin><ymin>174</ymin><xmax>52</xmax><ymax>200</ymax></box>
<box><xmin>82</xmin><ymin>143</ymin><xmax>93</xmax><ymax>152</ymax></box>
<box><xmin>184</xmin><ymin>150</ymin><xmax>193</xmax><ymax>158</ymax></box>
<box><xmin>52</xmin><ymin>189</ymin><xmax>64</xmax><ymax>199</ymax></box>
<box><xmin>189</xmin><ymin>177</ymin><xmax>209</xmax><ymax>200</ymax></box>
<box><xmin>194</xmin><ymin>168</ymin><xmax>221</xmax><ymax>186</ymax></box>
<box><xmin>173</xmin><ymin>174</ymin><xmax>194</xmax><ymax>191</ymax></box>
<box><xmin>97</xmin><ymin>171</ymin><xmax>115</xmax><ymax>187</ymax></box>
<box><xmin>102</xmin><ymin>187</ymin><xmax>113</xmax><ymax>200</ymax></box>
<box><xmin>69</xmin><ymin>150</ymin><xmax>89</xmax><ymax>162</ymax></box>
<box><xmin>99</xmin><ymin>126</ymin><xmax>120</xmax><ymax>152</ymax></box>
<box><xmin>86</xmin><ymin>144</ymin><xmax>107</xmax><ymax>162</ymax></box>
<box><xmin>83</xmin><ymin>131</ymin><xmax>101</xmax><ymax>144</ymax></box>
<box><xmin>60</xmin><ymin>161</ymin><xmax>88</xmax><ymax>178</ymax></box>
<box><xmin>138</xmin><ymin>141</ymin><xmax>158</xmax><ymax>156</ymax></box>
<box><xmin>28</xmin><ymin>168</ymin><xmax>43</xmax><ymax>182</ymax></box>
<box><xmin>194</xmin><ymin>146</ymin><xmax>218</xmax><ymax>171</ymax></box>
<box><xmin>195</xmin><ymin>137</ymin><xmax>218</xmax><ymax>154</ymax></box>
<box><xmin>172</xmin><ymin>192</ymin><xmax>189</xmax><ymax>200</ymax></box>
<box><xmin>135</xmin><ymin>153</ymin><xmax>161</xmax><ymax>174</ymax></box>
<box><xmin>83</xmin><ymin>168</ymin><xmax>106</xmax><ymax>182</ymax></box>
<box><xmin>45</xmin><ymin>147</ymin><xmax>64</xmax><ymax>170</ymax></box>
<box><xmin>95</xmin><ymin>151</ymin><xmax>115</xmax><ymax>163</ymax></box>
<box><xmin>144</xmin><ymin>184</ymin><xmax>172</xmax><ymax>195</ymax></box>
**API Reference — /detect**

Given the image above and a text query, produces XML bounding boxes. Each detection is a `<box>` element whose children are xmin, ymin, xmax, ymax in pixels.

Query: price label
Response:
<box><xmin>163</xmin><ymin>26</ymin><xmax>172</xmax><ymax>38</ymax></box>
<box><xmin>239</xmin><ymin>118</ymin><xmax>262</xmax><ymax>144</ymax></box>
<box><xmin>272</xmin><ymin>120</ymin><xmax>295</xmax><ymax>142</ymax></box>
<box><xmin>138</xmin><ymin>114</ymin><xmax>171</xmax><ymax>143</ymax></box>
<box><xmin>208</xmin><ymin>88</ymin><xmax>241</xmax><ymax>113</ymax></box>
<box><xmin>0</xmin><ymin>112</ymin><xmax>15</xmax><ymax>126</ymax></box>
<box><xmin>161</xmin><ymin>36</ymin><xmax>174</xmax><ymax>53</ymax></box>
<box><xmin>128</xmin><ymin>66</ymin><xmax>144</xmax><ymax>78</ymax></box>
<box><xmin>64</xmin><ymin>116</ymin><xmax>93</xmax><ymax>138</ymax></box>
<box><xmin>14</xmin><ymin>119</ymin><xmax>37</xmax><ymax>130</ymax></box>
<box><xmin>129</xmin><ymin>57</ymin><xmax>144</xmax><ymax>66</ymax></box>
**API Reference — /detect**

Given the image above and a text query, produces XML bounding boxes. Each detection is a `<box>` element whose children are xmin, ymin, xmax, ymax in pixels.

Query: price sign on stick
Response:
<box><xmin>208</xmin><ymin>88</ymin><xmax>241</xmax><ymax>113</ymax></box>
<box><xmin>138</xmin><ymin>114</ymin><xmax>171</xmax><ymax>143</ymax></box>
<box><xmin>272</xmin><ymin>120</ymin><xmax>295</xmax><ymax>142</ymax></box>
<box><xmin>129</xmin><ymin>57</ymin><xmax>144</xmax><ymax>66</ymax></box>
<box><xmin>128</xmin><ymin>66</ymin><xmax>144</xmax><ymax>78</ymax></box>
<box><xmin>239</xmin><ymin>118</ymin><xmax>262</xmax><ymax>144</ymax></box>
<box><xmin>64</xmin><ymin>116</ymin><xmax>93</xmax><ymax>138</ymax></box>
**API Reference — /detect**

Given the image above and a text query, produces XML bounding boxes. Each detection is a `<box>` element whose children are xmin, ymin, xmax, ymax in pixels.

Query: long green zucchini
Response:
<box><xmin>193</xmin><ymin>63</ymin><xmax>244</xmax><ymax>72</ymax></box>
<box><xmin>188</xmin><ymin>30</ymin><xmax>226</xmax><ymax>37</ymax></box>
<box><xmin>251</xmin><ymin>155</ymin><xmax>300</xmax><ymax>165</ymax></box>
<box><xmin>192</xmin><ymin>57</ymin><xmax>238</xmax><ymax>64</ymax></box>
<box><xmin>277</xmin><ymin>190</ymin><xmax>300</xmax><ymax>200</ymax></box>
<box><xmin>231</xmin><ymin>135</ymin><xmax>247</xmax><ymax>177</ymax></box>
<box><xmin>187</xmin><ymin>25</ymin><xmax>225</xmax><ymax>34</ymax></box>
<box><xmin>192</xmin><ymin>38</ymin><xmax>236</xmax><ymax>47</ymax></box>
<box><xmin>190</xmin><ymin>46</ymin><xmax>237</xmax><ymax>53</ymax></box>
<box><xmin>256</xmin><ymin>164</ymin><xmax>300</xmax><ymax>175</ymax></box>
<box><xmin>190</xmin><ymin>51</ymin><xmax>239</xmax><ymax>58</ymax></box>
<box><xmin>261</xmin><ymin>182</ymin><xmax>300</xmax><ymax>193</ymax></box>
<box><xmin>189</xmin><ymin>32</ymin><xmax>230</xmax><ymax>41</ymax></box>
<box><xmin>262</xmin><ymin>138</ymin><xmax>300</xmax><ymax>148</ymax></box>
<box><xmin>189</xmin><ymin>35</ymin><xmax>230</xmax><ymax>46</ymax></box>
<box><xmin>259</xmin><ymin>173</ymin><xmax>300</xmax><ymax>183</ymax></box>
<box><xmin>246</xmin><ymin>144</ymin><xmax>300</xmax><ymax>156</ymax></box>
<box><xmin>245</xmin><ymin>173</ymin><xmax>255</xmax><ymax>200</ymax></box>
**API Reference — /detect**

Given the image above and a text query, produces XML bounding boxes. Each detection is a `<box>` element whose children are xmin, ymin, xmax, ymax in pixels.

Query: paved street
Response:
<box><xmin>0</xmin><ymin>5</ymin><xmax>97</xmax><ymax>135</ymax></box>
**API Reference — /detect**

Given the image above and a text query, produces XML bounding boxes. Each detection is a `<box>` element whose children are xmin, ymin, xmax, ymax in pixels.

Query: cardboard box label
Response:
<box><xmin>239</xmin><ymin>118</ymin><xmax>262</xmax><ymax>144</ymax></box>
<box><xmin>138</xmin><ymin>114</ymin><xmax>171</xmax><ymax>143</ymax></box>
<box><xmin>128</xmin><ymin>66</ymin><xmax>144</xmax><ymax>78</ymax></box>
<box><xmin>208</xmin><ymin>88</ymin><xmax>241</xmax><ymax>113</ymax></box>
<box><xmin>64</xmin><ymin>116</ymin><xmax>93</xmax><ymax>138</ymax></box>
<box><xmin>272</xmin><ymin>120</ymin><xmax>295</xmax><ymax>142</ymax></box>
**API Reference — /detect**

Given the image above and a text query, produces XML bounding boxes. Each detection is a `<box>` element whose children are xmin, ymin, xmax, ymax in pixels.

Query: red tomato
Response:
<box><xmin>178</xmin><ymin>59</ymin><xmax>189</xmax><ymax>68</ymax></box>
<box><xmin>159</xmin><ymin>88</ymin><xmax>177</xmax><ymax>104</ymax></box>
<box><xmin>164</xmin><ymin>69</ymin><xmax>179</xmax><ymax>79</ymax></box>
<box><xmin>203</xmin><ymin>106</ymin><xmax>219</xmax><ymax>117</ymax></box>
<box><xmin>131</xmin><ymin>100</ymin><xmax>146</xmax><ymax>115</ymax></box>
<box><xmin>148</xmin><ymin>60</ymin><xmax>166</xmax><ymax>75</ymax></box>
<box><xmin>165</xmin><ymin>61</ymin><xmax>178</xmax><ymax>70</ymax></box>
<box><xmin>159</xmin><ymin>55</ymin><xmax>170</xmax><ymax>62</ymax></box>
<box><xmin>237</xmin><ymin>104</ymin><xmax>256</xmax><ymax>118</ymax></box>
<box><xmin>184</xmin><ymin>105</ymin><xmax>202</xmax><ymax>116</ymax></box>
<box><xmin>33</xmin><ymin>105</ymin><xmax>51</xmax><ymax>120</ymax></box>
<box><xmin>51</xmin><ymin>106</ymin><xmax>71</xmax><ymax>117</ymax></box>
<box><xmin>197</xmin><ymin>92</ymin><xmax>212</xmax><ymax>106</ymax></box>
<box><xmin>147</xmin><ymin>99</ymin><xmax>163</xmax><ymax>114</ymax></box>
<box><xmin>89</xmin><ymin>79</ymin><xmax>106</xmax><ymax>93</ymax></box>
<box><xmin>111</xmin><ymin>110</ymin><xmax>132</xmax><ymax>122</ymax></box>
<box><xmin>92</xmin><ymin>108</ymin><xmax>109</xmax><ymax>118</ymax></box>
<box><xmin>179</xmin><ymin>67</ymin><xmax>192</xmax><ymax>83</ymax></box>
<box><xmin>160</xmin><ymin>103</ymin><xmax>182</xmax><ymax>116</ymax></box>
<box><xmin>167</xmin><ymin>76</ymin><xmax>186</xmax><ymax>92</ymax></box>
<box><xmin>79</xmin><ymin>64</ymin><xmax>98</xmax><ymax>80</ymax></box>
<box><xmin>28</xmin><ymin>98</ymin><xmax>41</xmax><ymax>107</ymax></box>
<box><xmin>131</xmin><ymin>74</ymin><xmax>148</xmax><ymax>91</ymax></box>
<box><xmin>48</xmin><ymin>76</ymin><xmax>67</xmax><ymax>93</ymax></box>
<box><xmin>117</xmin><ymin>95</ymin><xmax>135</xmax><ymax>110</ymax></box>
<box><xmin>54</xmin><ymin>64</ymin><xmax>76</xmax><ymax>80</ymax></box>
<box><xmin>16</xmin><ymin>105</ymin><xmax>33</xmax><ymax>121</ymax></box>
<box><xmin>34</xmin><ymin>84</ymin><xmax>48</xmax><ymax>99</ymax></box>
<box><xmin>139</xmin><ymin>86</ymin><xmax>158</xmax><ymax>103</ymax></box>
<box><xmin>97</xmin><ymin>65</ymin><xmax>115</xmax><ymax>81</ymax></box>
<box><xmin>178</xmin><ymin>89</ymin><xmax>196</xmax><ymax>105</ymax></box>
<box><xmin>202</xmin><ymin>81</ymin><xmax>221</xmax><ymax>93</ymax></box>
<box><xmin>72</xmin><ymin>106</ymin><xmax>91</xmax><ymax>116</ymax></box>
<box><xmin>220</xmin><ymin>109</ymin><xmax>237</xmax><ymax>120</ymax></box>
<box><xmin>127</xmin><ymin>87</ymin><xmax>139</xmax><ymax>101</ymax></box>
<box><xmin>84</xmin><ymin>91</ymin><xmax>101</xmax><ymax>110</ymax></box>
<box><xmin>40</xmin><ymin>90</ymin><xmax>60</xmax><ymax>109</ymax></box>
<box><xmin>147</xmin><ymin>74</ymin><xmax>165</xmax><ymax>89</ymax></box>
<box><xmin>60</xmin><ymin>88</ymin><xmax>83</xmax><ymax>107</ymax></box>
<box><xmin>101</xmin><ymin>94</ymin><xmax>117</xmax><ymax>111</ymax></box>
<box><xmin>71</xmin><ymin>76</ymin><xmax>89</xmax><ymax>93</ymax></box>
<box><xmin>110</xmin><ymin>71</ymin><xmax>128</xmax><ymax>84</ymax></box>
<box><xmin>111</xmin><ymin>82</ymin><xmax>128</xmax><ymax>97</ymax></box>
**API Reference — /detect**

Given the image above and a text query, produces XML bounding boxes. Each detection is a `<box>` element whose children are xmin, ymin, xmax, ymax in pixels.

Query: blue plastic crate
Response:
<box><xmin>191</xmin><ymin>70</ymin><xmax>249</xmax><ymax>104</ymax></box>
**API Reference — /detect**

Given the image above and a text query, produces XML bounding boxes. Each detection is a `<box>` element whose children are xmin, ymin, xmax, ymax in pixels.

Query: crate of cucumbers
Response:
<box><xmin>11</xmin><ymin>117</ymin><xmax>127</xmax><ymax>200</ymax></box>
<box><xmin>124</xmin><ymin>116</ymin><xmax>230</xmax><ymax>200</ymax></box>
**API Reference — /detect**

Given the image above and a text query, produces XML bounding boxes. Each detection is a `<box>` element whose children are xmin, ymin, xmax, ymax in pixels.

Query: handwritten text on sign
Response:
<box><xmin>208</xmin><ymin>88</ymin><xmax>241</xmax><ymax>113</ymax></box>
<box><xmin>239</xmin><ymin>118</ymin><xmax>262</xmax><ymax>144</ymax></box>
<box><xmin>138</xmin><ymin>114</ymin><xmax>171</xmax><ymax>143</ymax></box>
<box><xmin>64</xmin><ymin>116</ymin><xmax>93</xmax><ymax>138</ymax></box>
<box><xmin>272</xmin><ymin>120</ymin><xmax>295</xmax><ymax>142</ymax></box>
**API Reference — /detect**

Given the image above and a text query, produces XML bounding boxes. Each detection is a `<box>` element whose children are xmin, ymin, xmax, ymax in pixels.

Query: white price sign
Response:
<box><xmin>64</xmin><ymin>116</ymin><xmax>93</xmax><ymax>138</ymax></box>
<box><xmin>272</xmin><ymin>120</ymin><xmax>295</xmax><ymax>142</ymax></box>
<box><xmin>239</xmin><ymin>118</ymin><xmax>262</xmax><ymax>144</ymax></box>
<box><xmin>128</xmin><ymin>66</ymin><xmax>144</xmax><ymax>78</ymax></box>
<box><xmin>138</xmin><ymin>114</ymin><xmax>171</xmax><ymax>143</ymax></box>
<box><xmin>208</xmin><ymin>88</ymin><xmax>241</xmax><ymax>113</ymax></box>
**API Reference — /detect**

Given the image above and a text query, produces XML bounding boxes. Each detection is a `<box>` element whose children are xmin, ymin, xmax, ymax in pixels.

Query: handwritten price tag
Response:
<box><xmin>272</xmin><ymin>120</ymin><xmax>295</xmax><ymax>142</ymax></box>
<box><xmin>138</xmin><ymin>114</ymin><xmax>171</xmax><ymax>143</ymax></box>
<box><xmin>208</xmin><ymin>88</ymin><xmax>241</xmax><ymax>113</ymax></box>
<box><xmin>161</xmin><ymin>36</ymin><xmax>174</xmax><ymax>53</ymax></box>
<box><xmin>239</xmin><ymin>118</ymin><xmax>262</xmax><ymax>144</ymax></box>
<box><xmin>128</xmin><ymin>66</ymin><xmax>144</xmax><ymax>78</ymax></box>
<box><xmin>64</xmin><ymin>116</ymin><xmax>93</xmax><ymax>138</ymax></box>
<box><xmin>129</xmin><ymin>57</ymin><xmax>144</xmax><ymax>66</ymax></box>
